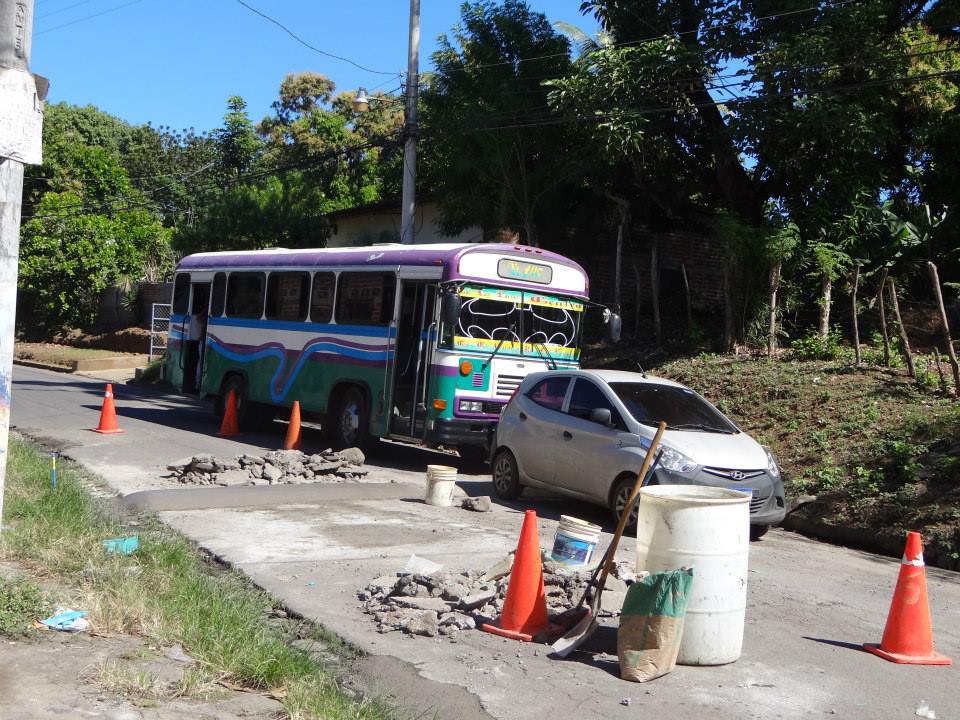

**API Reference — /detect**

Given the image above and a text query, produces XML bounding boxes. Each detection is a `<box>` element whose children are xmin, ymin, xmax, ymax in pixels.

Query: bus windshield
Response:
<box><xmin>440</xmin><ymin>285</ymin><xmax>583</xmax><ymax>361</ymax></box>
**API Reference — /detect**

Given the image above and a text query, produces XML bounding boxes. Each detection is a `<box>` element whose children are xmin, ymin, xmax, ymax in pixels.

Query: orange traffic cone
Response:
<box><xmin>482</xmin><ymin>510</ymin><xmax>550</xmax><ymax>642</ymax></box>
<box><xmin>218</xmin><ymin>389</ymin><xmax>241</xmax><ymax>437</ymax></box>
<box><xmin>283</xmin><ymin>401</ymin><xmax>302</xmax><ymax>451</ymax></box>
<box><xmin>864</xmin><ymin>531</ymin><xmax>952</xmax><ymax>665</ymax></box>
<box><xmin>92</xmin><ymin>384</ymin><xmax>124</xmax><ymax>434</ymax></box>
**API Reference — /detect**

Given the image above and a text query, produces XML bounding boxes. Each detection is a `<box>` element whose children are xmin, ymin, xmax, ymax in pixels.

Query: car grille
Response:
<box><xmin>749</xmin><ymin>495</ymin><xmax>768</xmax><ymax>514</ymax></box>
<box><xmin>496</xmin><ymin>374</ymin><xmax>524</xmax><ymax>397</ymax></box>
<box><xmin>702</xmin><ymin>467</ymin><xmax>766</xmax><ymax>482</ymax></box>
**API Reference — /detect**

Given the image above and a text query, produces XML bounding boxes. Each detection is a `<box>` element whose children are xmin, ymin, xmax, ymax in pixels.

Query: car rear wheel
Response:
<box><xmin>491</xmin><ymin>449</ymin><xmax>523</xmax><ymax>500</ymax></box>
<box><xmin>610</xmin><ymin>474</ymin><xmax>641</xmax><ymax>532</ymax></box>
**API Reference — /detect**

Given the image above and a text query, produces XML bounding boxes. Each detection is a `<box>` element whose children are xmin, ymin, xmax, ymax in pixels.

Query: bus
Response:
<box><xmin>162</xmin><ymin>243</ymin><xmax>618</xmax><ymax>456</ymax></box>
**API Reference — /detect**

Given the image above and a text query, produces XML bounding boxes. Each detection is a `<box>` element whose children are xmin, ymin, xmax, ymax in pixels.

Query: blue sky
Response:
<box><xmin>31</xmin><ymin>0</ymin><xmax>596</xmax><ymax>134</ymax></box>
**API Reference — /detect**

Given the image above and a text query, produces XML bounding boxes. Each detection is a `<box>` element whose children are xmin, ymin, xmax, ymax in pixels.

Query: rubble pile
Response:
<box><xmin>166</xmin><ymin>448</ymin><xmax>367</xmax><ymax>486</ymax></box>
<box><xmin>359</xmin><ymin>556</ymin><xmax>634</xmax><ymax>639</ymax></box>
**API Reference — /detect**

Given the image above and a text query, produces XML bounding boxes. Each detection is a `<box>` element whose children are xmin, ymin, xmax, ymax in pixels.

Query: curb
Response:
<box><xmin>782</xmin><ymin>514</ymin><xmax>960</xmax><ymax>572</ymax></box>
<box><xmin>13</xmin><ymin>358</ymin><xmax>74</xmax><ymax>373</ymax></box>
<box><xmin>14</xmin><ymin>356</ymin><xmax>147</xmax><ymax>374</ymax></box>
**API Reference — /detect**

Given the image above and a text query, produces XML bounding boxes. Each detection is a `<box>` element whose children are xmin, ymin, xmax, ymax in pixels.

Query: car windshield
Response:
<box><xmin>609</xmin><ymin>382</ymin><xmax>738</xmax><ymax>434</ymax></box>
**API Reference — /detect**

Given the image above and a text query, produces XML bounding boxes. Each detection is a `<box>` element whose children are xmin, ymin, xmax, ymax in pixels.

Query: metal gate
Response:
<box><xmin>149</xmin><ymin>303</ymin><xmax>172</xmax><ymax>362</ymax></box>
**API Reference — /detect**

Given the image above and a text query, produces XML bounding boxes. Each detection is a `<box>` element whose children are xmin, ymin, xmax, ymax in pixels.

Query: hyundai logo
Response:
<box><xmin>729</xmin><ymin>470</ymin><xmax>746</xmax><ymax>481</ymax></box>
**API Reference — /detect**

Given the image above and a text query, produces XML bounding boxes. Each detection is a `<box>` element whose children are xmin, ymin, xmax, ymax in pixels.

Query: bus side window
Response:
<box><xmin>266</xmin><ymin>272</ymin><xmax>309</xmax><ymax>321</ymax></box>
<box><xmin>210</xmin><ymin>273</ymin><xmax>226</xmax><ymax>317</ymax></box>
<box><xmin>172</xmin><ymin>274</ymin><xmax>190</xmax><ymax>315</ymax></box>
<box><xmin>336</xmin><ymin>273</ymin><xmax>396</xmax><ymax>326</ymax></box>
<box><xmin>310</xmin><ymin>272</ymin><xmax>336</xmax><ymax>323</ymax></box>
<box><xmin>226</xmin><ymin>272</ymin><xmax>265</xmax><ymax>319</ymax></box>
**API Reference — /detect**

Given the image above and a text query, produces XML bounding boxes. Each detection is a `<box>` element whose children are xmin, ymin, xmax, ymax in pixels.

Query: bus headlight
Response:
<box><xmin>459</xmin><ymin>400</ymin><xmax>483</xmax><ymax>413</ymax></box>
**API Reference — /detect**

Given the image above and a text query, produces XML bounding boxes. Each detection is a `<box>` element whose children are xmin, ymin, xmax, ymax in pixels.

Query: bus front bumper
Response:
<box><xmin>431</xmin><ymin>417</ymin><xmax>497</xmax><ymax>451</ymax></box>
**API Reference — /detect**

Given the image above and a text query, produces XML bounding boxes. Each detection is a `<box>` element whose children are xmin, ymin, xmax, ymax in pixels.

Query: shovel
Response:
<box><xmin>550</xmin><ymin>421</ymin><xmax>666</xmax><ymax>658</ymax></box>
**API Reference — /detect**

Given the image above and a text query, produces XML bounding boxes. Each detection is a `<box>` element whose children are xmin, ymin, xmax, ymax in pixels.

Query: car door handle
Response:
<box><xmin>518</xmin><ymin>412</ymin><xmax>527</xmax><ymax>421</ymax></box>
<box><xmin>563</xmin><ymin>431</ymin><xmax>573</xmax><ymax>440</ymax></box>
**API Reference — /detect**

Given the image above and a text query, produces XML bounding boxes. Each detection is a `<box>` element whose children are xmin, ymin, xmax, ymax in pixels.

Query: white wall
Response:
<box><xmin>327</xmin><ymin>201</ymin><xmax>483</xmax><ymax>247</ymax></box>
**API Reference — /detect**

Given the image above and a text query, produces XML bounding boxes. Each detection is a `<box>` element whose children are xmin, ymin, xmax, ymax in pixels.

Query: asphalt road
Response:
<box><xmin>9</xmin><ymin>364</ymin><xmax>960</xmax><ymax>720</ymax></box>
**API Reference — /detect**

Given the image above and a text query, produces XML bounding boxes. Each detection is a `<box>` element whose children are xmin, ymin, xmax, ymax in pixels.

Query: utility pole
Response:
<box><xmin>400</xmin><ymin>0</ymin><xmax>419</xmax><ymax>244</ymax></box>
<box><xmin>0</xmin><ymin>0</ymin><xmax>45</xmax><ymax>536</ymax></box>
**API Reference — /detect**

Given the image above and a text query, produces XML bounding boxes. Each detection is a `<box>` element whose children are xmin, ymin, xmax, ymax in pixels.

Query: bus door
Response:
<box><xmin>181</xmin><ymin>281</ymin><xmax>210</xmax><ymax>394</ymax></box>
<box><xmin>389</xmin><ymin>280</ymin><xmax>437</xmax><ymax>438</ymax></box>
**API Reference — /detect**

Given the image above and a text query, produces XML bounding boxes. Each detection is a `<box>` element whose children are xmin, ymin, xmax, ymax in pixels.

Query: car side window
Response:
<box><xmin>568</xmin><ymin>379</ymin><xmax>625</xmax><ymax>429</ymax></box>
<box><xmin>525</xmin><ymin>377</ymin><xmax>570</xmax><ymax>412</ymax></box>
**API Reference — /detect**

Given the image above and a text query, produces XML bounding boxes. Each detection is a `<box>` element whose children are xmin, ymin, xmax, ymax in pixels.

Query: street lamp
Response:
<box><xmin>352</xmin><ymin>87</ymin><xmax>369</xmax><ymax>113</ymax></box>
<box><xmin>354</xmin><ymin>0</ymin><xmax>419</xmax><ymax>244</ymax></box>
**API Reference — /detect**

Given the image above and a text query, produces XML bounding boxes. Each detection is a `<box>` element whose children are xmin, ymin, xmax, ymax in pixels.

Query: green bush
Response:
<box><xmin>790</xmin><ymin>327</ymin><xmax>846</xmax><ymax>361</ymax></box>
<box><xmin>0</xmin><ymin>577</ymin><xmax>50</xmax><ymax>636</ymax></box>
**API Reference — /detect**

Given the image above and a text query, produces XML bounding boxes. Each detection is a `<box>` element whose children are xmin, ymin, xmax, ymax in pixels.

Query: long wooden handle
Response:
<box><xmin>595</xmin><ymin>421</ymin><xmax>667</xmax><ymax>593</ymax></box>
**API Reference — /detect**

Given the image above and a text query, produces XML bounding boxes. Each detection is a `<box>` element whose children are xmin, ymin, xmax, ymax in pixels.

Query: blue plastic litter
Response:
<box><xmin>103</xmin><ymin>536</ymin><xmax>140</xmax><ymax>555</ymax></box>
<box><xmin>40</xmin><ymin>609</ymin><xmax>89</xmax><ymax>632</ymax></box>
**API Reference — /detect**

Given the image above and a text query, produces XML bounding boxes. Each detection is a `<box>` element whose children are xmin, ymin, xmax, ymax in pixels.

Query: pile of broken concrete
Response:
<box><xmin>359</xmin><ymin>554</ymin><xmax>634</xmax><ymax>639</ymax></box>
<box><xmin>166</xmin><ymin>448</ymin><xmax>367</xmax><ymax>486</ymax></box>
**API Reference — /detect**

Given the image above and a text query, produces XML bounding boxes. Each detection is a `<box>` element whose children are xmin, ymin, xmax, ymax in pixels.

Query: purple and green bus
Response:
<box><xmin>163</xmin><ymin>243</ymin><xmax>615</xmax><ymax>456</ymax></box>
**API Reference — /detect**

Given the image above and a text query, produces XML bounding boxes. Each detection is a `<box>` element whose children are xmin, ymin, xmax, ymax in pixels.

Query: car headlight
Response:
<box><xmin>458</xmin><ymin>400</ymin><xmax>483</xmax><ymax>413</ymax></box>
<box><xmin>659</xmin><ymin>445</ymin><xmax>698</xmax><ymax>474</ymax></box>
<box><xmin>763</xmin><ymin>446</ymin><xmax>780</xmax><ymax>479</ymax></box>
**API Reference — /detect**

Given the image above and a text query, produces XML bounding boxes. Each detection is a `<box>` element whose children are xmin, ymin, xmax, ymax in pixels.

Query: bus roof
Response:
<box><xmin>176</xmin><ymin>243</ymin><xmax>589</xmax><ymax>298</ymax></box>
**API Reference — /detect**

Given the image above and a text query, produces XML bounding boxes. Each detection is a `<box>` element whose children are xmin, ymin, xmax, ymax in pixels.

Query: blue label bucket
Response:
<box><xmin>550</xmin><ymin>515</ymin><xmax>602</xmax><ymax>566</ymax></box>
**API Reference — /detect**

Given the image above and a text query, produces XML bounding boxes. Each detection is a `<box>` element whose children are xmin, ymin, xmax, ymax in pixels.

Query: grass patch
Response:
<box><xmin>1</xmin><ymin>437</ymin><xmax>396</xmax><ymax>719</ymax></box>
<box><xmin>14</xmin><ymin>342</ymin><xmax>142</xmax><ymax>366</ymax></box>
<box><xmin>0</xmin><ymin>576</ymin><xmax>50</xmax><ymax>636</ymax></box>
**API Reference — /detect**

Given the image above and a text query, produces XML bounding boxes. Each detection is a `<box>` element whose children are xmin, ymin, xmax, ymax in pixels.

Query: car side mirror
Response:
<box><xmin>603</xmin><ymin>309</ymin><xmax>622</xmax><ymax>344</ymax></box>
<box><xmin>441</xmin><ymin>291</ymin><xmax>461</xmax><ymax>325</ymax></box>
<box><xmin>590</xmin><ymin>407</ymin><xmax>613</xmax><ymax>426</ymax></box>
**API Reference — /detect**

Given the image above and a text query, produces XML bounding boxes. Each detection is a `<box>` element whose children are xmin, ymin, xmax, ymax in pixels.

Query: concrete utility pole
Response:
<box><xmin>400</xmin><ymin>0</ymin><xmax>420</xmax><ymax>244</ymax></box>
<box><xmin>0</xmin><ymin>0</ymin><xmax>45</xmax><ymax>536</ymax></box>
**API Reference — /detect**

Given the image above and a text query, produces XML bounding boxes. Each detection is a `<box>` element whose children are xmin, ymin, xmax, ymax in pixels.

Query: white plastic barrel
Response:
<box><xmin>424</xmin><ymin>464</ymin><xmax>458</xmax><ymax>506</ymax></box>
<box><xmin>634</xmin><ymin>485</ymin><xmax>750</xmax><ymax>665</ymax></box>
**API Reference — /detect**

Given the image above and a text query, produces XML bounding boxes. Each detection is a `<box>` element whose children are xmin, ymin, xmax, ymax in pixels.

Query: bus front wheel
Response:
<box><xmin>330</xmin><ymin>387</ymin><xmax>368</xmax><ymax>450</ymax></box>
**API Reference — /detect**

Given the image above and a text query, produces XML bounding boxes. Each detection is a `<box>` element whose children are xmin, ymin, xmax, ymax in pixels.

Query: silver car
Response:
<box><xmin>491</xmin><ymin>369</ymin><xmax>786</xmax><ymax>538</ymax></box>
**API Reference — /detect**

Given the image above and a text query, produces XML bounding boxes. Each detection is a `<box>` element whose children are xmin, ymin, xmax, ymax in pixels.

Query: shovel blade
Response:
<box><xmin>549</xmin><ymin>611</ymin><xmax>598</xmax><ymax>658</ymax></box>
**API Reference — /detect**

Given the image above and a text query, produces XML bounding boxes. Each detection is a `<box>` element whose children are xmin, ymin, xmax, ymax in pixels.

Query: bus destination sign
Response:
<box><xmin>497</xmin><ymin>258</ymin><xmax>553</xmax><ymax>285</ymax></box>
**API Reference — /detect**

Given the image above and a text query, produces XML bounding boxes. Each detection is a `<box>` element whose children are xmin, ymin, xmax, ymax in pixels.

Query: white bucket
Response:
<box><xmin>635</xmin><ymin>485</ymin><xmax>750</xmax><ymax>665</ymax></box>
<box><xmin>424</xmin><ymin>464</ymin><xmax>458</xmax><ymax>507</ymax></box>
<box><xmin>550</xmin><ymin>515</ymin><xmax>602</xmax><ymax>566</ymax></box>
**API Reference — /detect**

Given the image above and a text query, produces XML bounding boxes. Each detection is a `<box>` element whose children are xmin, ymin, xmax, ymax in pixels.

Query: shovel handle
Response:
<box><xmin>593</xmin><ymin>421</ymin><xmax>667</xmax><ymax>597</ymax></box>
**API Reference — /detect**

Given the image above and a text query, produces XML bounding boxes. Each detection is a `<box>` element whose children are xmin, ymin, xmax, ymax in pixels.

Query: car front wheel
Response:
<box><xmin>750</xmin><ymin>525</ymin><xmax>770</xmax><ymax>541</ymax></box>
<box><xmin>610</xmin><ymin>474</ymin><xmax>642</xmax><ymax>531</ymax></box>
<box><xmin>491</xmin><ymin>449</ymin><xmax>523</xmax><ymax>500</ymax></box>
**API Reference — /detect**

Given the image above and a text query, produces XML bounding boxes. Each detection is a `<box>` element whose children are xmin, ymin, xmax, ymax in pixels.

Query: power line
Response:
<box><xmin>22</xmin><ymin>132</ymin><xmax>402</xmax><ymax>221</ymax></box>
<box><xmin>234</xmin><ymin>0</ymin><xmax>396</xmax><ymax>76</ymax></box>
<box><xmin>438</xmin><ymin>0</ymin><xmax>863</xmax><ymax>75</ymax></box>
<box><xmin>36</xmin><ymin>0</ymin><xmax>97</xmax><ymax>21</ymax></box>
<box><xmin>35</xmin><ymin>0</ymin><xmax>147</xmax><ymax>36</ymax></box>
<box><xmin>439</xmin><ymin>69</ymin><xmax>960</xmax><ymax>135</ymax></box>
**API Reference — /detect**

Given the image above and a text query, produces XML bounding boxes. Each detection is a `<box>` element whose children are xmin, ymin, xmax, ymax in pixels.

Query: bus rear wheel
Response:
<box><xmin>330</xmin><ymin>387</ymin><xmax>368</xmax><ymax>450</ymax></box>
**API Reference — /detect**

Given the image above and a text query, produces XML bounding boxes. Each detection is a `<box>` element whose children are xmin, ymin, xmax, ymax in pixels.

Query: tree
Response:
<box><xmin>19</xmin><ymin>191</ymin><xmax>170</xmax><ymax>328</ymax></box>
<box><xmin>421</xmin><ymin>0</ymin><xmax>575</xmax><ymax>245</ymax></box>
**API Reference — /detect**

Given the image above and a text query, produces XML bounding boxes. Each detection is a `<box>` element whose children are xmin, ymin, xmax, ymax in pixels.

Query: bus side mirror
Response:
<box><xmin>604</xmin><ymin>309</ymin><xmax>622</xmax><ymax>344</ymax></box>
<box><xmin>441</xmin><ymin>291</ymin><xmax>461</xmax><ymax>325</ymax></box>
